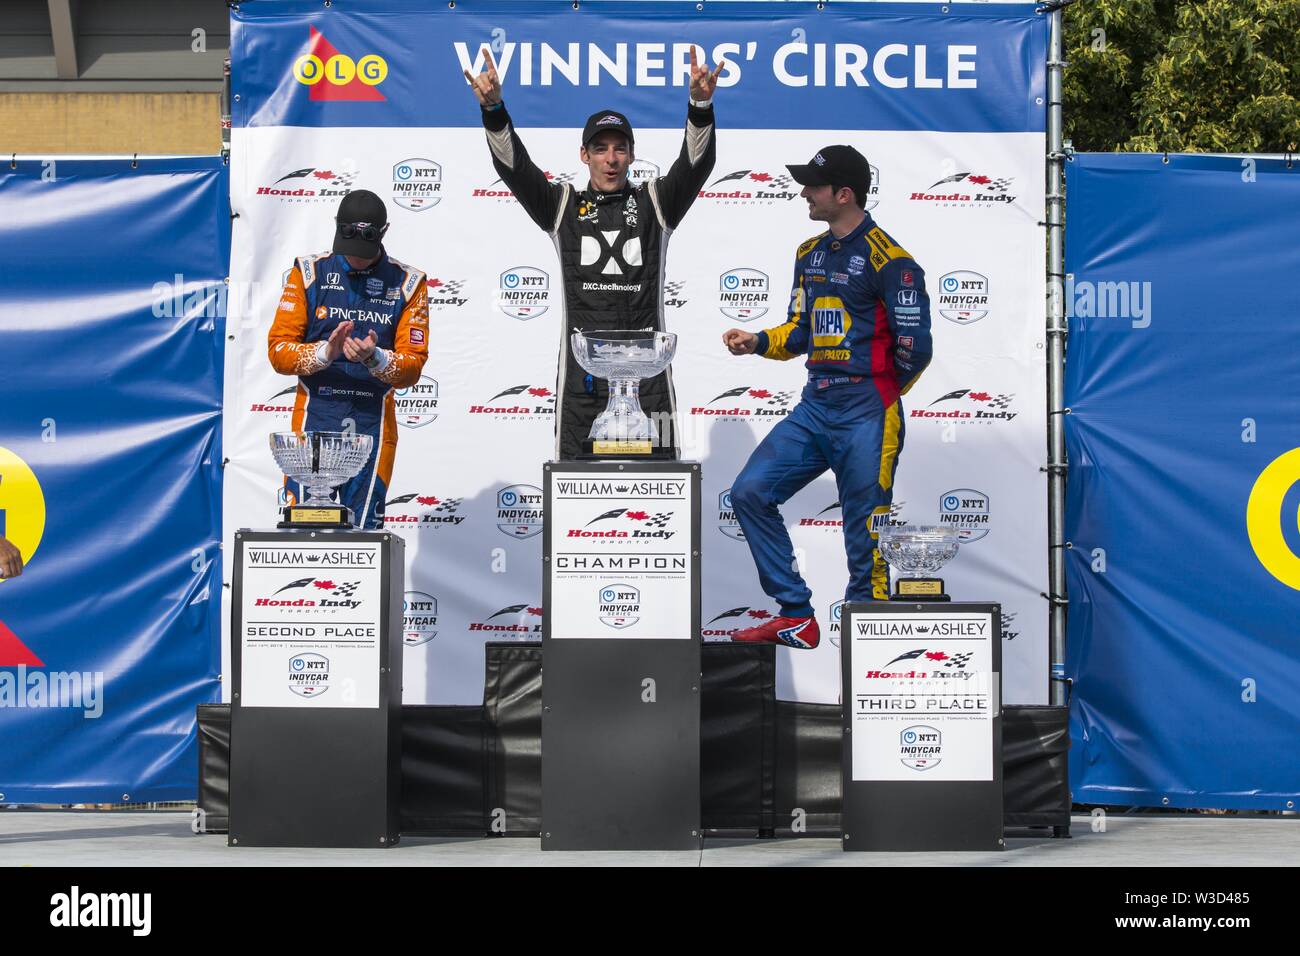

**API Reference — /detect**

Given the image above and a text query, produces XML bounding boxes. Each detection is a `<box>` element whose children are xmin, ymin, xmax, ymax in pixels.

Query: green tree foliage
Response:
<box><xmin>1064</xmin><ymin>0</ymin><xmax>1300</xmax><ymax>152</ymax></box>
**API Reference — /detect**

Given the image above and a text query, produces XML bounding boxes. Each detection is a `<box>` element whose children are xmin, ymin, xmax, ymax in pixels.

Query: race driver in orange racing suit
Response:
<box><xmin>268</xmin><ymin>190</ymin><xmax>429</xmax><ymax>528</ymax></box>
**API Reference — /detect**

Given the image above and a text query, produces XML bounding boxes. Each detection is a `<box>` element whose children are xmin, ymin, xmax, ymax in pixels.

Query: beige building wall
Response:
<box><xmin>0</xmin><ymin>93</ymin><xmax>221</xmax><ymax>155</ymax></box>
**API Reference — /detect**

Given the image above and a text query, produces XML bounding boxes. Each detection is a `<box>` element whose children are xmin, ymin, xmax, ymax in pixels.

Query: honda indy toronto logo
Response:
<box><xmin>663</xmin><ymin>279</ymin><xmax>688</xmax><ymax>311</ymax></box>
<box><xmin>473</xmin><ymin>169</ymin><xmax>576</xmax><ymax>201</ymax></box>
<box><xmin>403</xmin><ymin>591</ymin><xmax>438</xmax><ymax>646</ymax></box>
<box><xmin>899</xmin><ymin>725</ymin><xmax>942</xmax><ymax>770</ymax></box>
<box><xmin>909</xmin><ymin>171</ymin><xmax>1017</xmax><ymax>209</ymax></box>
<box><xmin>496</xmin><ymin>267</ymin><xmax>551</xmax><ymax>319</ymax></box>
<box><xmin>799</xmin><ymin>500</ymin><xmax>844</xmax><ymax>531</ymax></box>
<box><xmin>426</xmin><ymin>277</ymin><xmax>469</xmax><ymax>310</ymax></box>
<box><xmin>699</xmin><ymin>169</ymin><xmax>798</xmax><ymax>204</ymax></box>
<box><xmin>717</xmin><ymin>488</ymin><xmax>744</xmax><ymax>540</ymax></box>
<box><xmin>288</xmin><ymin>653</ymin><xmax>331</xmax><ymax>698</ymax></box>
<box><xmin>937</xmin><ymin>270</ymin><xmax>990</xmax><ymax>325</ymax></box>
<box><xmin>598</xmin><ymin>584</ymin><xmax>641</xmax><ymax>629</ymax></box>
<box><xmin>568</xmin><ymin>508</ymin><xmax>676</xmax><ymax>540</ymax></box>
<box><xmin>256</xmin><ymin>165</ymin><xmax>358</xmax><ymax>202</ymax></box>
<box><xmin>249</xmin><ymin>385</ymin><xmax>298</xmax><ymax>417</ymax></box>
<box><xmin>382</xmin><ymin>492</ymin><xmax>466</xmax><ymax>529</ymax></box>
<box><xmin>939</xmin><ymin>489</ymin><xmax>990</xmax><ymax>542</ymax></box>
<box><xmin>469</xmin><ymin>383</ymin><xmax>555</xmax><ymax>420</ymax></box>
<box><xmin>469</xmin><ymin>603</ymin><xmax>543</xmax><ymax>635</ymax></box>
<box><xmin>703</xmin><ymin>606</ymin><xmax>777</xmax><ymax>640</ymax></box>
<box><xmin>911</xmin><ymin>388</ymin><xmax>1018</xmax><ymax>424</ymax></box>
<box><xmin>255</xmin><ymin>577</ymin><xmax>362</xmax><ymax>610</ymax></box>
<box><xmin>392</xmin><ymin>158</ymin><xmax>442</xmax><ymax>210</ymax></box>
<box><xmin>496</xmin><ymin>484</ymin><xmax>544</xmax><ymax>538</ymax></box>
<box><xmin>718</xmin><ymin>268</ymin><xmax>771</xmax><ymax>321</ymax></box>
<box><xmin>691</xmin><ymin>386</ymin><xmax>795</xmax><ymax>421</ymax></box>
<box><xmin>395</xmin><ymin>375</ymin><xmax>439</xmax><ymax>427</ymax></box>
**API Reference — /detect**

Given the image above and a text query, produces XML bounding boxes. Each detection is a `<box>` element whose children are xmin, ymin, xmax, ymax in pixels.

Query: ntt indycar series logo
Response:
<box><xmin>912</xmin><ymin>388</ymin><xmax>1017</xmax><ymax>424</ymax></box>
<box><xmin>703</xmin><ymin>605</ymin><xmax>776</xmax><ymax>640</ymax></box>
<box><xmin>599</xmin><ymin>584</ymin><xmax>641</xmax><ymax>629</ymax></box>
<box><xmin>939</xmin><ymin>489</ymin><xmax>990</xmax><ymax>542</ymax></box>
<box><xmin>469</xmin><ymin>603</ymin><xmax>543</xmax><ymax>635</ymax></box>
<box><xmin>403</xmin><ymin>591</ymin><xmax>438</xmax><ymax>646</ymax></box>
<box><xmin>691</xmin><ymin>386</ymin><xmax>795</xmax><ymax>420</ymax></box>
<box><xmin>395</xmin><ymin>375</ymin><xmax>439</xmax><ymax>427</ymax></box>
<box><xmin>496</xmin><ymin>484</ymin><xmax>544</xmax><ymax>538</ymax></box>
<box><xmin>937</xmin><ymin>270</ymin><xmax>990</xmax><ymax>324</ymax></box>
<box><xmin>718</xmin><ymin>268</ymin><xmax>771</xmax><ymax>321</ymax></box>
<box><xmin>288</xmin><ymin>653</ymin><xmax>330</xmax><ymax>698</ymax></box>
<box><xmin>628</xmin><ymin>159</ymin><xmax>660</xmax><ymax>186</ymax></box>
<box><xmin>383</xmin><ymin>493</ymin><xmax>466</xmax><ymax>529</ymax></box>
<box><xmin>392</xmin><ymin>158</ymin><xmax>442</xmax><ymax>211</ymax></box>
<box><xmin>469</xmin><ymin>383</ymin><xmax>555</xmax><ymax>419</ymax></box>
<box><xmin>900</xmin><ymin>725</ymin><xmax>943</xmax><ymax>770</ymax></box>
<box><xmin>699</xmin><ymin>169</ymin><xmax>798</xmax><ymax>204</ymax></box>
<box><xmin>569</xmin><ymin>508</ymin><xmax>675</xmax><ymax>540</ymax></box>
<box><xmin>497</xmin><ymin>267</ymin><xmax>551</xmax><ymax>319</ymax></box>
<box><xmin>717</xmin><ymin>488</ymin><xmax>744</xmax><ymax>540</ymax></box>
<box><xmin>256</xmin><ymin>165</ymin><xmax>358</xmax><ymax>202</ymax></box>
<box><xmin>910</xmin><ymin>171</ymin><xmax>1017</xmax><ymax>209</ymax></box>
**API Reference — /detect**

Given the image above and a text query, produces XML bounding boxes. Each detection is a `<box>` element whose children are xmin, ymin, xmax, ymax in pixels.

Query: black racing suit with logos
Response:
<box><xmin>480</xmin><ymin>101</ymin><xmax>716</xmax><ymax>460</ymax></box>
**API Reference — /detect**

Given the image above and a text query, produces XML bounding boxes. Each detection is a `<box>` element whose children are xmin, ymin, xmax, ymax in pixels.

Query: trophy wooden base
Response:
<box><xmin>893</xmin><ymin>577</ymin><xmax>950</xmax><ymax>601</ymax></box>
<box><xmin>277</xmin><ymin>503</ymin><xmax>354</xmax><ymax>529</ymax></box>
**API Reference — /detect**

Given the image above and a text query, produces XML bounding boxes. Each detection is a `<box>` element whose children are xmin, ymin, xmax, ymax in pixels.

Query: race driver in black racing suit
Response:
<box><xmin>465</xmin><ymin>48</ymin><xmax>722</xmax><ymax>460</ymax></box>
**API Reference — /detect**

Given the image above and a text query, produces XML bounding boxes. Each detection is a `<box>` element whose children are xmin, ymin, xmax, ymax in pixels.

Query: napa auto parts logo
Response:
<box><xmin>911</xmin><ymin>388</ymin><xmax>1017</xmax><ymax>424</ymax></box>
<box><xmin>718</xmin><ymin>268</ymin><xmax>771</xmax><ymax>321</ymax></box>
<box><xmin>699</xmin><ymin>169</ymin><xmax>798</xmax><ymax>204</ymax></box>
<box><xmin>403</xmin><ymin>591</ymin><xmax>438</xmax><ymax>646</ymax></box>
<box><xmin>691</xmin><ymin>386</ymin><xmax>795</xmax><ymax>420</ymax></box>
<box><xmin>598</xmin><ymin>584</ymin><xmax>641</xmax><ymax>629</ymax></box>
<box><xmin>496</xmin><ymin>484</ymin><xmax>544</xmax><ymax>538</ymax></box>
<box><xmin>469</xmin><ymin>603</ymin><xmax>542</xmax><ymax>635</ymax></box>
<box><xmin>395</xmin><ymin>375</ymin><xmax>439</xmax><ymax>427</ymax></box>
<box><xmin>426</xmin><ymin>278</ymin><xmax>468</xmax><ymax>309</ymax></box>
<box><xmin>496</xmin><ymin>267</ymin><xmax>551</xmax><ymax>319</ymax></box>
<box><xmin>469</xmin><ymin>383</ymin><xmax>555</xmax><ymax>419</ymax></box>
<box><xmin>909</xmin><ymin>172</ymin><xmax>1017</xmax><ymax>208</ymax></box>
<box><xmin>382</xmin><ymin>493</ymin><xmax>466</xmax><ymax>528</ymax></box>
<box><xmin>392</xmin><ymin>158</ymin><xmax>441</xmax><ymax>210</ymax></box>
<box><xmin>250</xmin><ymin>385</ymin><xmax>297</xmax><ymax>415</ymax></box>
<box><xmin>255</xmin><ymin>577</ymin><xmax>362</xmax><ymax>609</ymax></box>
<box><xmin>938</xmin><ymin>488</ymin><xmax>990</xmax><ymax>542</ymax></box>
<box><xmin>937</xmin><ymin>270</ymin><xmax>990</xmax><ymax>324</ymax></box>
<box><xmin>568</xmin><ymin>508</ymin><xmax>675</xmax><ymax>540</ymax></box>
<box><xmin>474</xmin><ymin>169</ymin><xmax>576</xmax><ymax>201</ymax></box>
<box><xmin>703</xmin><ymin>606</ymin><xmax>776</xmax><ymax>640</ymax></box>
<box><xmin>717</xmin><ymin>488</ymin><xmax>744</xmax><ymax>541</ymax></box>
<box><xmin>292</xmin><ymin>27</ymin><xmax>387</xmax><ymax>101</ymax></box>
<box><xmin>288</xmin><ymin>653</ymin><xmax>330</xmax><ymax>698</ymax></box>
<box><xmin>256</xmin><ymin>165</ymin><xmax>359</xmax><ymax>202</ymax></box>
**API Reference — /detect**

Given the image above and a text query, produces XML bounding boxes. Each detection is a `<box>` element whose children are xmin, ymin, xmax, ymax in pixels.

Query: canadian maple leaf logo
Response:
<box><xmin>749</xmin><ymin>172</ymin><xmax>773</xmax><ymax>182</ymax></box>
<box><xmin>968</xmin><ymin>391</ymin><xmax>991</xmax><ymax>402</ymax></box>
<box><xmin>748</xmin><ymin>609</ymin><xmax>772</xmax><ymax>619</ymax></box>
<box><xmin>527</xmin><ymin>387</ymin><xmax>551</xmax><ymax>397</ymax></box>
<box><xmin>749</xmin><ymin>389</ymin><xmax>772</xmax><ymax>399</ymax></box>
<box><xmin>314</xmin><ymin>580</ymin><xmax>336</xmax><ymax>590</ymax></box>
<box><xmin>968</xmin><ymin>174</ymin><xmax>991</xmax><ymax>185</ymax></box>
<box><xmin>416</xmin><ymin>495</ymin><xmax>440</xmax><ymax>506</ymax></box>
<box><xmin>527</xmin><ymin>607</ymin><xmax>543</xmax><ymax>616</ymax></box>
<box><xmin>313</xmin><ymin>169</ymin><xmax>335</xmax><ymax>180</ymax></box>
<box><xmin>925</xmin><ymin>651</ymin><xmax>950</xmax><ymax>661</ymax></box>
<box><xmin>625</xmin><ymin>510</ymin><xmax>649</xmax><ymax>521</ymax></box>
<box><xmin>427</xmin><ymin>278</ymin><xmax>443</xmax><ymax>289</ymax></box>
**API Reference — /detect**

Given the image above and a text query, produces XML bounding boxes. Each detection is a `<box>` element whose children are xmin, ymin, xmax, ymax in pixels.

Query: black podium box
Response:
<box><xmin>541</xmin><ymin>460</ymin><xmax>702</xmax><ymax>850</ymax></box>
<box><xmin>841</xmin><ymin>601</ymin><xmax>1003</xmax><ymax>851</ymax></box>
<box><xmin>229</xmin><ymin>530</ymin><xmax>404</xmax><ymax>848</ymax></box>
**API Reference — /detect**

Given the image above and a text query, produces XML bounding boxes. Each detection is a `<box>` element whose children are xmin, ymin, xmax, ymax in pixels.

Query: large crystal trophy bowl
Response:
<box><xmin>270</xmin><ymin>431</ymin><xmax>374</xmax><ymax>528</ymax></box>
<box><xmin>570</xmin><ymin>329</ymin><xmax>677</xmax><ymax>456</ymax></box>
<box><xmin>878</xmin><ymin>525</ymin><xmax>960</xmax><ymax>600</ymax></box>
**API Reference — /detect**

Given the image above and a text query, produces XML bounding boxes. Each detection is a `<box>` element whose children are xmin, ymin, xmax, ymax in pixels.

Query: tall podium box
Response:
<box><xmin>542</xmin><ymin>461</ymin><xmax>702</xmax><ymax>850</ymax></box>
<box><xmin>841</xmin><ymin>602</ymin><xmax>1003</xmax><ymax>851</ymax></box>
<box><xmin>229</xmin><ymin>530</ymin><xmax>404</xmax><ymax>848</ymax></box>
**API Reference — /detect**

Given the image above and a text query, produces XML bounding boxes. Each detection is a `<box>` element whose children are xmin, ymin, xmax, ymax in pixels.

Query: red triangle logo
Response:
<box><xmin>0</xmin><ymin>618</ymin><xmax>43</xmax><ymax>667</ymax></box>
<box><xmin>308</xmin><ymin>27</ymin><xmax>386</xmax><ymax>102</ymax></box>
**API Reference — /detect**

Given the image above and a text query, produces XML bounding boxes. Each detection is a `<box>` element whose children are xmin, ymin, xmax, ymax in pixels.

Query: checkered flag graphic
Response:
<box><xmin>437</xmin><ymin>280</ymin><xmax>466</xmax><ymax>295</ymax></box>
<box><xmin>768</xmin><ymin>174</ymin><xmax>794</xmax><ymax>188</ymax></box>
<box><xmin>642</xmin><ymin>512</ymin><xmax>673</xmax><ymax>528</ymax></box>
<box><xmin>433</xmin><ymin>497</ymin><xmax>463</xmax><ymax>513</ymax></box>
<box><xmin>663</xmin><ymin>280</ymin><xmax>686</xmax><ymax>297</ymax></box>
<box><xmin>331</xmin><ymin>581</ymin><xmax>360</xmax><ymax>598</ymax></box>
<box><xmin>549</xmin><ymin>172</ymin><xmax>577</xmax><ymax>184</ymax></box>
<box><xmin>984</xmin><ymin>394</ymin><xmax>1015</xmax><ymax>409</ymax></box>
<box><xmin>765</xmin><ymin>390</ymin><xmax>796</xmax><ymax>408</ymax></box>
<box><xmin>943</xmin><ymin>652</ymin><xmax>974</xmax><ymax>670</ymax></box>
<box><xmin>982</xmin><ymin>177</ymin><xmax>1013</xmax><ymax>192</ymax></box>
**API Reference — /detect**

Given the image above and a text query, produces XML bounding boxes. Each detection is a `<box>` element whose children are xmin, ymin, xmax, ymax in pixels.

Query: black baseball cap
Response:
<box><xmin>582</xmin><ymin>109</ymin><xmax>635</xmax><ymax>148</ymax></box>
<box><xmin>333</xmin><ymin>189</ymin><xmax>388</xmax><ymax>258</ymax></box>
<box><xmin>786</xmin><ymin>145</ymin><xmax>872</xmax><ymax>200</ymax></box>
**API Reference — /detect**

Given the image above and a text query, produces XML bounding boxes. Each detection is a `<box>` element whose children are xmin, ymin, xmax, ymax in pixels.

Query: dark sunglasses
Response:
<box><xmin>337</xmin><ymin>220</ymin><xmax>387</xmax><ymax>241</ymax></box>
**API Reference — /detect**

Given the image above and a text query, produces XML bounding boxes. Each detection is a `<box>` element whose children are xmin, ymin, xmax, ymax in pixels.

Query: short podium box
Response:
<box><xmin>229</xmin><ymin>530</ymin><xmax>404</xmax><ymax>848</ymax></box>
<box><xmin>541</xmin><ymin>461</ymin><xmax>702</xmax><ymax>850</ymax></box>
<box><xmin>841</xmin><ymin>602</ymin><xmax>1003</xmax><ymax>851</ymax></box>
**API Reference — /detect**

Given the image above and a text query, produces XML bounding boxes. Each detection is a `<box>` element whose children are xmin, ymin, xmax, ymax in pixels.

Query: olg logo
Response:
<box><xmin>719</xmin><ymin>268</ymin><xmax>770</xmax><ymax>321</ymax></box>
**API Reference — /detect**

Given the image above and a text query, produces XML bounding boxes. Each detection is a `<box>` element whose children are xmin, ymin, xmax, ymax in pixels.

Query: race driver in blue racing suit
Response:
<box><xmin>722</xmin><ymin>146</ymin><xmax>933</xmax><ymax>649</ymax></box>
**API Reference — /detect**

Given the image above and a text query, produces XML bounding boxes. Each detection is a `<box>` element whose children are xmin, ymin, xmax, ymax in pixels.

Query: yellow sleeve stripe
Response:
<box><xmin>865</xmin><ymin>227</ymin><xmax>910</xmax><ymax>273</ymax></box>
<box><xmin>762</xmin><ymin>274</ymin><xmax>805</xmax><ymax>361</ymax></box>
<box><xmin>796</xmin><ymin>231</ymin><xmax>828</xmax><ymax>259</ymax></box>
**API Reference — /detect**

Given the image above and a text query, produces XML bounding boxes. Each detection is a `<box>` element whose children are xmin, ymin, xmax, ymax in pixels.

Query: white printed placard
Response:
<box><xmin>548</xmin><ymin>470</ymin><xmax>693</xmax><ymax>639</ymax></box>
<box><xmin>238</xmin><ymin>542</ymin><xmax>384</xmax><ymax>708</ymax></box>
<box><xmin>849</xmin><ymin>610</ymin><xmax>996</xmax><ymax>781</ymax></box>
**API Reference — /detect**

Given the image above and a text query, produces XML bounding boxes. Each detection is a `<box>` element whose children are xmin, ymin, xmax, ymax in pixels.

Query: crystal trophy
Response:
<box><xmin>878</xmin><ymin>525</ymin><xmax>960</xmax><ymax>600</ymax></box>
<box><xmin>270</xmin><ymin>431</ymin><xmax>374</xmax><ymax>528</ymax></box>
<box><xmin>569</xmin><ymin>329</ymin><xmax>677</xmax><ymax>457</ymax></box>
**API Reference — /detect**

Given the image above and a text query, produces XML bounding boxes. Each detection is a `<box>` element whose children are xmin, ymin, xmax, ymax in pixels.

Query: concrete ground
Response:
<box><xmin>1</xmin><ymin>811</ymin><xmax>1296</xmax><ymax>866</ymax></box>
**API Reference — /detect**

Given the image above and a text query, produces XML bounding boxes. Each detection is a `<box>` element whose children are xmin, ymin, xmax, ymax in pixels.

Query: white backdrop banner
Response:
<box><xmin>226</xmin><ymin>1</ymin><xmax>1049</xmax><ymax>704</ymax></box>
